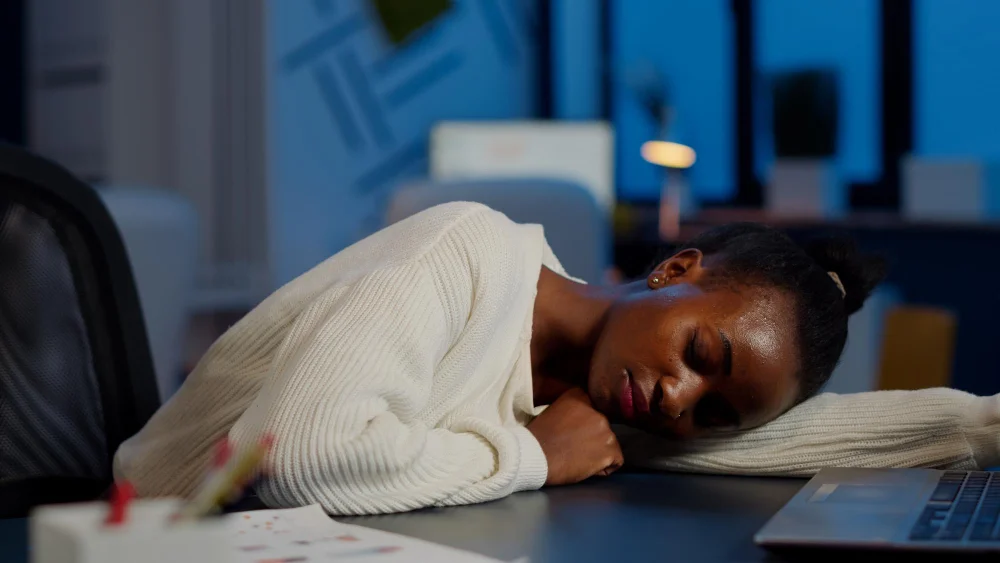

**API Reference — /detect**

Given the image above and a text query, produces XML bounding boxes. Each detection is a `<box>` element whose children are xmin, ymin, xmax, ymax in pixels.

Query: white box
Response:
<box><xmin>31</xmin><ymin>499</ymin><xmax>230</xmax><ymax>563</ymax></box>
<box><xmin>902</xmin><ymin>156</ymin><xmax>1000</xmax><ymax>221</ymax></box>
<box><xmin>766</xmin><ymin>158</ymin><xmax>846</xmax><ymax>218</ymax></box>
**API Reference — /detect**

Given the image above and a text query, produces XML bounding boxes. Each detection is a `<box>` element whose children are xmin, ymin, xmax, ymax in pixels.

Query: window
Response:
<box><xmin>754</xmin><ymin>0</ymin><xmax>880</xmax><ymax>186</ymax></box>
<box><xmin>610</xmin><ymin>0</ymin><xmax>733</xmax><ymax>202</ymax></box>
<box><xmin>914</xmin><ymin>0</ymin><xmax>1000</xmax><ymax>158</ymax></box>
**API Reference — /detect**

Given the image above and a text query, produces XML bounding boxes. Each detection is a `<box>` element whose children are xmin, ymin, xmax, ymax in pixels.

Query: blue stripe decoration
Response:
<box><xmin>371</xmin><ymin>20</ymin><xmax>449</xmax><ymax>78</ymax></box>
<box><xmin>354</xmin><ymin>141</ymin><xmax>428</xmax><ymax>194</ymax></box>
<box><xmin>477</xmin><ymin>0</ymin><xmax>518</xmax><ymax>63</ymax></box>
<box><xmin>339</xmin><ymin>49</ymin><xmax>394</xmax><ymax>147</ymax></box>
<box><xmin>384</xmin><ymin>51</ymin><xmax>463</xmax><ymax>108</ymax></box>
<box><xmin>312</xmin><ymin>63</ymin><xmax>365</xmax><ymax>151</ymax></box>
<box><xmin>519</xmin><ymin>1</ymin><xmax>539</xmax><ymax>37</ymax></box>
<box><xmin>282</xmin><ymin>14</ymin><xmax>367</xmax><ymax>72</ymax></box>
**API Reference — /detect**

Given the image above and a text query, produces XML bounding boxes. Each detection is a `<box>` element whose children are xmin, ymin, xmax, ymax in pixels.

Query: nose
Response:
<box><xmin>656</xmin><ymin>372</ymin><xmax>710</xmax><ymax>422</ymax></box>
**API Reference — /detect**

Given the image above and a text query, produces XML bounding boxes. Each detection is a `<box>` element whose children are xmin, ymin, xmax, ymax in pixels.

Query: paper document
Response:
<box><xmin>228</xmin><ymin>504</ymin><xmax>509</xmax><ymax>562</ymax></box>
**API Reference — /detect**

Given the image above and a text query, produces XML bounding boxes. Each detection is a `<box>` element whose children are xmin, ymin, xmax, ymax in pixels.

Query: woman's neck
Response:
<box><xmin>530</xmin><ymin>268</ymin><xmax>630</xmax><ymax>403</ymax></box>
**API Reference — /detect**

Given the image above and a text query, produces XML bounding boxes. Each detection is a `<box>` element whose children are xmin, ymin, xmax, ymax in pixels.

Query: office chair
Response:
<box><xmin>0</xmin><ymin>145</ymin><xmax>160</xmax><ymax>518</ymax></box>
<box><xmin>386</xmin><ymin>178</ymin><xmax>611</xmax><ymax>284</ymax></box>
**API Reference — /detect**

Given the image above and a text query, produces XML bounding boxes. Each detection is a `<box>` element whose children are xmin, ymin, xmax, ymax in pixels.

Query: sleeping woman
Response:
<box><xmin>115</xmin><ymin>202</ymin><xmax>1000</xmax><ymax>514</ymax></box>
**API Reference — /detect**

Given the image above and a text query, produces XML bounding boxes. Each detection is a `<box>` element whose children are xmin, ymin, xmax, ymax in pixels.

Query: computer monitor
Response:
<box><xmin>430</xmin><ymin>121</ymin><xmax>615</xmax><ymax>213</ymax></box>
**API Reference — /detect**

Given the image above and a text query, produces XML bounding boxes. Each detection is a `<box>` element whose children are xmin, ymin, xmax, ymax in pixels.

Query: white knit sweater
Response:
<box><xmin>114</xmin><ymin>202</ymin><xmax>1000</xmax><ymax>515</ymax></box>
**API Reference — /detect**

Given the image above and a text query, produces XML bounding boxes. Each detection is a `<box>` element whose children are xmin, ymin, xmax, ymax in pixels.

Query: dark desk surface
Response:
<box><xmin>0</xmin><ymin>473</ymin><xmax>807</xmax><ymax>563</ymax></box>
<box><xmin>344</xmin><ymin>473</ymin><xmax>806</xmax><ymax>562</ymax></box>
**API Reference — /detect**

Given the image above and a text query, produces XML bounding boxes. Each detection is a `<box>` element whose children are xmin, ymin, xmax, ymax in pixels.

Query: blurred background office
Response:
<box><xmin>1</xmin><ymin>0</ymin><xmax>997</xmax><ymax>402</ymax></box>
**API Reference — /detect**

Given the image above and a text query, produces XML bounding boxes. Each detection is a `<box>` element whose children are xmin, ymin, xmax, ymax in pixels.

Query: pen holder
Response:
<box><xmin>31</xmin><ymin>498</ymin><xmax>230</xmax><ymax>563</ymax></box>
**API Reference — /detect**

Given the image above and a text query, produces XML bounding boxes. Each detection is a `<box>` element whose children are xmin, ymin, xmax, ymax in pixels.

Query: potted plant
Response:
<box><xmin>766</xmin><ymin>68</ymin><xmax>842</xmax><ymax>217</ymax></box>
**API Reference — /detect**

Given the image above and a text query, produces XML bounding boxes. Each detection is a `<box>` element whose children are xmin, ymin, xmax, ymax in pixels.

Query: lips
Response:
<box><xmin>619</xmin><ymin>369</ymin><xmax>635</xmax><ymax>420</ymax></box>
<box><xmin>630</xmin><ymin>371</ymin><xmax>651</xmax><ymax>416</ymax></box>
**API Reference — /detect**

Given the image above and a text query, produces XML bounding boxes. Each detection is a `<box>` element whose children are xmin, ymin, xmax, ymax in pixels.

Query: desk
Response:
<box><xmin>0</xmin><ymin>473</ymin><xmax>806</xmax><ymax>563</ymax></box>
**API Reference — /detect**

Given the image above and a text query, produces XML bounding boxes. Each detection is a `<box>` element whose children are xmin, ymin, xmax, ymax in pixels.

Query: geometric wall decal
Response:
<box><xmin>339</xmin><ymin>48</ymin><xmax>394</xmax><ymax>147</ymax></box>
<box><xmin>384</xmin><ymin>50</ymin><xmax>463</xmax><ymax>108</ymax></box>
<box><xmin>271</xmin><ymin>0</ymin><xmax>540</xmax><ymax>282</ymax></box>
<box><xmin>372</xmin><ymin>18</ymin><xmax>451</xmax><ymax>78</ymax></box>
<box><xmin>282</xmin><ymin>14</ymin><xmax>367</xmax><ymax>72</ymax></box>
<box><xmin>477</xmin><ymin>0</ymin><xmax>519</xmax><ymax>64</ymax></box>
<box><xmin>354</xmin><ymin>140</ymin><xmax>428</xmax><ymax>194</ymax></box>
<box><xmin>312</xmin><ymin>63</ymin><xmax>365</xmax><ymax>151</ymax></box>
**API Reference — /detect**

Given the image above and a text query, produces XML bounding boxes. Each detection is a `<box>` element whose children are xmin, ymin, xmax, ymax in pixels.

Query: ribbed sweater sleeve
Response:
<box><xmin>115</xmin><ymin>203</ymin><xmax>548</xmax><ymax>515</ymax></box>
<box><xmin>621</xmin><ymin>388</ymin><xmax>1000</xmax><ymax>475</ymax></box>
<box><xmin>225</xmin><ymin>211</ymin><xmax>547</xmax><ymax>515</ymax></box>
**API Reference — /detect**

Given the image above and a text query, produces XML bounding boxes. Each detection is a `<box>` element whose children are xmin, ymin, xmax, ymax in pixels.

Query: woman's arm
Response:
<box><xmin>228</xmin><ymin>262</ymin><xmax>547</xmax><ymax>516</ymax></box>
<box><xmin>619</xmin><ymin>388</ymin><xmax>1000</xmax><ymax>475</ymax></box>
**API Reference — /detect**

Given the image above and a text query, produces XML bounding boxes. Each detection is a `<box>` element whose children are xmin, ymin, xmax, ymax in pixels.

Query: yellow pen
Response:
<box><xmin>173</xmin><ymin>434</ymin><xmax>273</xmax><ymax>522</ymax></box>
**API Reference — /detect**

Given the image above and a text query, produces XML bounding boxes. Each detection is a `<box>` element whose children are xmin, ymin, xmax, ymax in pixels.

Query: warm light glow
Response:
<box><xmin>641</xmin><ymin>141</ymin><xmax>697</xmax><ymax>169</ymax></box>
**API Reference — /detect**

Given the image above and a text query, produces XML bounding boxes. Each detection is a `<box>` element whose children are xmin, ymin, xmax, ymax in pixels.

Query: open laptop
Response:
<box><xmin>756</xmin><ymin>468</ymin><xmax>1000</xmax><ymax>553</ymax></box>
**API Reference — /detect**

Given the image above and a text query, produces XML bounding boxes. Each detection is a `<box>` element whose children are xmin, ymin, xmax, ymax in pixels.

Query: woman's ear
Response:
<box><xmin>647</xmin><ymin>248</ymin><xmax>705</xmax><ymax>289</ymax></box>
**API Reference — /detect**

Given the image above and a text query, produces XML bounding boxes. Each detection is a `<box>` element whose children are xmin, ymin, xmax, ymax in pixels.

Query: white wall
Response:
<box><xmin>33</xmin><ymin>0</ymin><xmax>271</xmax><ymax>310</ymax></box>
<box><xmin>28</xmin><ymin>0</ymin><xmax>107</xmax><ymax>180</ymax></box>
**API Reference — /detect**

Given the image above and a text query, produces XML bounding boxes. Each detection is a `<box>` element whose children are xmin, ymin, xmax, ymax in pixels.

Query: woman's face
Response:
<box><xmin>588</xmin><ymin>250</ymin><xmax>801</xmax><ymax>439</ymax></box>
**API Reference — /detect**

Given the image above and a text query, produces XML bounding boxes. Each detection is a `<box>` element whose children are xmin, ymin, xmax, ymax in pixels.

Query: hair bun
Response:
<box><xmin>803</xmin><ymin>236</ymin><xmax>887</xmax><ymax>315</ymax></box>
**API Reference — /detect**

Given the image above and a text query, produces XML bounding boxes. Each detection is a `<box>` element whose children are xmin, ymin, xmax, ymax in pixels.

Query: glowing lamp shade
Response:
<box><xmin>641</xmin><ymin>141</ymin><xmax>696</xmax><ymax>169</ymax></box>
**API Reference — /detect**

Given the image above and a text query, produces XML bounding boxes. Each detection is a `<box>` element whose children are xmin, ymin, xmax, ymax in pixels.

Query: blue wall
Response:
<box><xmin>268</xmin><ymin>0</ymin><xmax>538</xmax><ymax>285</ymax></box>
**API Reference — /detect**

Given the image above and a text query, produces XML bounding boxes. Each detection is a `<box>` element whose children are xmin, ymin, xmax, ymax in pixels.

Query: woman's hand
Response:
<box><xmin>527</xmin><ymin>387</ymin><xmax>624</xmax><ymax>486</ymax></box>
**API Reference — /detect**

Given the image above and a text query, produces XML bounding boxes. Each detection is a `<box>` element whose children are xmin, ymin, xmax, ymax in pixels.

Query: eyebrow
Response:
<box><xmin>719</xmin><ymin>329</ymin><xmax>733</xmax><ymax>377</ymax></box>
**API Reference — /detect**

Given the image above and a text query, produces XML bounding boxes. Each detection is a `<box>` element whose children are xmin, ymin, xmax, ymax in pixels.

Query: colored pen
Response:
<box><xmin>174</xmin><ymin>434</ymin><xmax>274</xmax><ymax>522</ymax></box>
<box><xmin>105</xmin><ymin>481</ymin><xmax>135</xmax><ymax>526</ymax></box>
<box><xmin>189</xmin><ymin>439</ymin><xmax>233</xmax><ymax>508</ymax></box>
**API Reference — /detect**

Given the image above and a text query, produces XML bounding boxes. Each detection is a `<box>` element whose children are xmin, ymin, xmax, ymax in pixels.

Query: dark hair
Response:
<box><xmin>675</xmin><ymin>223</ymin><xmax>887</xmax><ymax>403</ymax></box>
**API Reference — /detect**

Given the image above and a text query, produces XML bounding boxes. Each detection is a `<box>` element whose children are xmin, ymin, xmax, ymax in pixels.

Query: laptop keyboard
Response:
<box><xmin>910</xmin><ymin>471</ymin><xmax>1000</xmax><ymax>541</ymax></box>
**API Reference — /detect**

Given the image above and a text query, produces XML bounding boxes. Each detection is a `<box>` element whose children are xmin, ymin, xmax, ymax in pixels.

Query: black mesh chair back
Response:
<box><xmin>0</xmin><ymin>145</ymin><xmax>160</xmax><ymax>517</ymax></box>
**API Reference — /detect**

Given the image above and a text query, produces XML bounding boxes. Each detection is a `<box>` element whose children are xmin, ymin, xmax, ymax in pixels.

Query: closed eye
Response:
<box><xmin>719</xmin><ymin>329</ymin><xmax>733</xmax><ymax>377</ymax></box>
<box><xmin>685</xmin><ymin>330</ymin><xmax>710</xmax><ymax>372</ymax></box>
<box><xmin>685</xmin><ymin>333</ymin><xmax>698</xmax><ymax>366</ymax></box>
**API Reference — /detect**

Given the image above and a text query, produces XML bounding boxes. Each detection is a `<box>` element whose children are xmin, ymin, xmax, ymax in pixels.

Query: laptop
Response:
<box><xmin>756</xmin><ymin>468</ymin><xmax>1000</xmax><ymax>553</ymax></box>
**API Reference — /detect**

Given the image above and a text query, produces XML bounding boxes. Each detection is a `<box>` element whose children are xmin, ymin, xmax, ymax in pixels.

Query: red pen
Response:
<box><xmin>105</xmin><ymin>481</ymin><xmax>136</xmax><ymax>526</ymax></box>
<box><xmin>213</xmin><ymin>439</ymin><xmax>233</xmax><ymax>469</ymax></box>
<box><xmin>175</xmin><ymin>435</ymin><xmax>274</xmax><ymax>521</ymax></box>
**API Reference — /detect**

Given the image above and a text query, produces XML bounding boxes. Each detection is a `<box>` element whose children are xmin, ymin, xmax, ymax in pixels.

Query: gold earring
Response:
<box><xmin>651</xmin><ymin>276</ymin><xmax>662</xmax><ymax>285</ymax></box>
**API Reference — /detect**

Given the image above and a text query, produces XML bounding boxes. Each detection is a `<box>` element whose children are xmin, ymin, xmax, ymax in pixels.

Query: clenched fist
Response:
<box><xmin>527</xmin><ymin>387</ymin><xmax>624</xmax><ymax>486</ymax></box>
